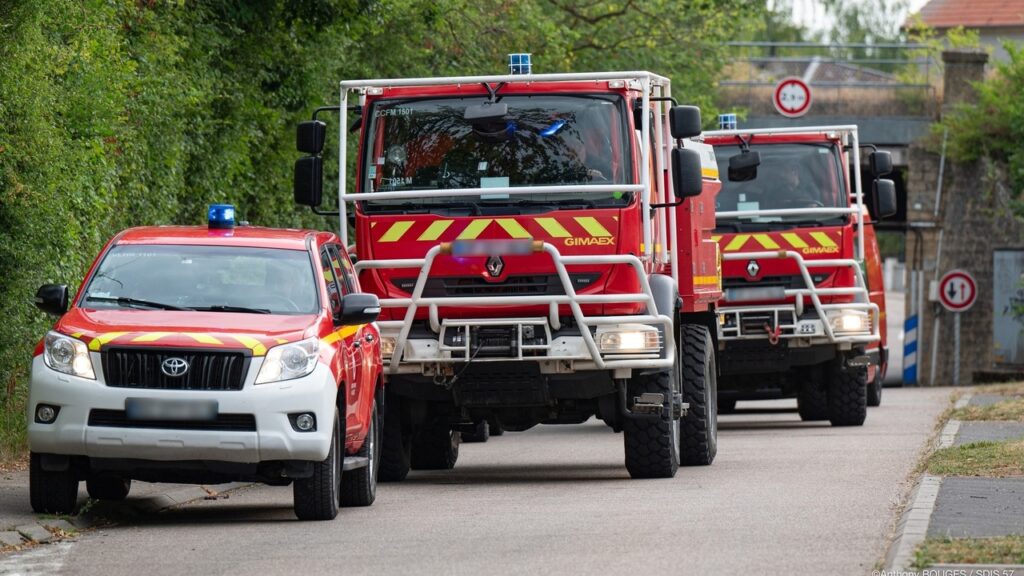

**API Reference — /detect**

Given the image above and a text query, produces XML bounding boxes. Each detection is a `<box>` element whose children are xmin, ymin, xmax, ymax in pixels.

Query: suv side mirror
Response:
<box><xmin>297</xmin><ymin>121</ymin><xmax>326</xmax><ymax>155</ymax></box>
<box><xmin>870</xmin><ymin>179</ymin><xmax>897</xmax><ymax>220</ymax></box>
<box><xmin>35</xmin><ymin>284</ymin><xmax>69</xmax><ymax>316</ymax></box>
<box><xmin>672</xmin><ymin>148</ymin><xmax>704</xmax><ymax>199</ymax></box>
<box><xmin>728</xmin><ymin>150</ymin><xmax>760</xmax><ymax>182</ymax></box>
<box><xmin>294</xmin><ymin>156</ymin><xmax>323</xmax><ymax>207</ymax></box>
<box><xmin>338</xmin><ymin>293</ymin><xmax>380</xmax><ymax>326</ymax></box>
<box><xmin>669</xmin><ymin>106</ymin><xmax>702</xmax><ymax>139</ymax></box>
<box><xmin>869</xmin><ymin>150</ymin><xmax>893</xmax><ymax>177</ymax></box>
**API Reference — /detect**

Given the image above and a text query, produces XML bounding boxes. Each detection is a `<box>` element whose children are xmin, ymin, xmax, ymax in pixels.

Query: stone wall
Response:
<box><xmin>904</xmin><ymin>49</ymin><xmax>1024</xmax><ymax>385</ymax></box>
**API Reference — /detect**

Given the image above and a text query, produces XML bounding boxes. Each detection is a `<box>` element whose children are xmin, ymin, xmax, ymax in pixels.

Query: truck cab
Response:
<box><xmin>294</xmin><ymin>65</ymin><xmax>722</xmax><ymax>479</ymax></box>
<box><xmin>28</xmin><ymin>208</ymin><xmax>384</xmax><ymax>520</ymax></box>
<box><xmin>703</xmin><ymin>126</ymin><xmax>895</xmax><ymax>425</ymax></box>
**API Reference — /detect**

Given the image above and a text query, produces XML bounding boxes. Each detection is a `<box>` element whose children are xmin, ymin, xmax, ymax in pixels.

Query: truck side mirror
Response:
<box><xmin>35</xmin><ymin>284</ymin><xmax>69</xmax><ymax>316</ymax></box>
<box><xmin>869</xmin><ymin>150</ymin><xmax>892</xmax><ymax>177</ymax></box>
<box><xmin>870</xmin><ymin>179</ymin><xmax>897</xmax><ymax>220</ymax></box>
<box><xmin>294</xmin><ymin>156</ymin><xmax>323</xmax><ymax>207</ymax></box>
<box><xmin>669</xmin><ymin>106</ymin><xmax>702</xmax><ymax>139</ymax></box>
<box><xmin>672</xmin><ymin>148</ymin><xmax>704</xmax><ymax>199</ymax></box>
<box><xmin>297</xmin><ymin>121</ymin><xmax>326</xmax><ymax>155</ymax></box>
<box><xmin>728</xmin><ymin>150</ymin><xmax>760</xmax><ymax>182</ymax></box>
<box><xmin>338</xmin><ymin>293</ymin><xmax>380</xmax><ymax>326</ymax></box>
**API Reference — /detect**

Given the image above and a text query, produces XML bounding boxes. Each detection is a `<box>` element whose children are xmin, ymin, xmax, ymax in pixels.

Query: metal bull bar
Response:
<box><xmin>718</xmin><ymin>250</ymin><xmax>880</xmax><ymax>345</ymax></box>
<box><xmin>355</xmin><ymin>241</ymin><xmax>676</xmax><ymax>374</ymax></box>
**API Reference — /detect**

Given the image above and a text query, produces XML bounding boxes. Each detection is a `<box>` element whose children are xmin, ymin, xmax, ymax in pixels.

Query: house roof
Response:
<box><xmin>914</xmin><ymin>0</ymin><xmax>1024</xmax><ymax>28</ymax></box>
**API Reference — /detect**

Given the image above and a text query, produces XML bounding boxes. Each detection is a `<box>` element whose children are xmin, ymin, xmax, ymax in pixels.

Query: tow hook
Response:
<box><xmin>846</xmin><ymin>355</ymin><xmax>871</xmax><ymax>368</ymax></box>
<box><xmin>764</xmin><ymin>322</ymin><xmax>782</xmax><ymax>346</ymax></box>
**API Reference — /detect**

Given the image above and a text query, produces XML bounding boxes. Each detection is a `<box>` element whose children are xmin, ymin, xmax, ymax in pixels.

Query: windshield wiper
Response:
<box><xmin>85</xmin><ymin>295</ymin><xmax>190</xmax><ymax>311</ymax></box>
<box><xmin>193</xmin><ymin>305</ymin><xmax>271</xmax><ymax>314</ymax></box>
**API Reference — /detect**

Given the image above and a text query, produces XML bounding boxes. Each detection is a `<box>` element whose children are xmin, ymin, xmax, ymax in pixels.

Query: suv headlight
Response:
<box><xmin>596</xmin><ymin>324</ymin><xmax>661</xmax><ymax>354</ymax></box>
<box><xmin>43</xmin><ymin>331</ymin><xmax>95</xmax><ymax>379</ymax></box>
<box><xmin>829</xmin><ymin>310</ymin><xmax>871</xmax><ymax>333</ymax></box>
<box><xmin>256</xmin><ymin>337</ymin><xmax>319</xmax><ymax>384</ymax></box>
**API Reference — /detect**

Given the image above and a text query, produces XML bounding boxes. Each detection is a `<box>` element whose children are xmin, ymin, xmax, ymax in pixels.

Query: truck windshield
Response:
<box><xmin>82</xmin><ymin>245</ymin><xmax>318</xmax><ymax>315</ymax></box>
<box><xmin>714</xmin><ymin>143</ymin><xmax>847</xmax><ymax>229</ymax></box>
<box><xmin>361</xmin><ymin>93</ymin><xmax>631</xmax><ymax>212</ymax></box>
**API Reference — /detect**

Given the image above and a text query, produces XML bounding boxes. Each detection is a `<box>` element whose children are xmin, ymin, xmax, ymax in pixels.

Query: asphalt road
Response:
<box><xmin>2</xmin><ymin>387</ymin><xmax>950</xmax><ymax>576</ymax></box>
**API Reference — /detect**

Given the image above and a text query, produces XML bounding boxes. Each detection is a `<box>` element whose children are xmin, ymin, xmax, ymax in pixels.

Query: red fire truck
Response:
<box><xmin>293</xmin><ymin>64</ymin><xmax>723</xmax><ymax>479</ymax></box>
<box><xmin>702</xmin><ymin>126</ymin><xmax>895</xmax><ymax>426</ymax></box>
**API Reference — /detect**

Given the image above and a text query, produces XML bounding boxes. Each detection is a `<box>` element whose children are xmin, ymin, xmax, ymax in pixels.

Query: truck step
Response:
<box><xmin>342</xmin><ymin>456</ymin><xmax>369</xmax><ymax>471</ymax></box>
<box><xmin>632</xmin><ymin>392</ymin><xmax>666</xmax><ymax>416</ymax></box>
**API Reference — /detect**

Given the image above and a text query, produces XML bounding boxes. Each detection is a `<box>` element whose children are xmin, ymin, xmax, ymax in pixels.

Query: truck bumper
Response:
<box><xmin>27</xmin><ymin>355</ymin><xmax>338</xmax><ymax>463</ymax></box>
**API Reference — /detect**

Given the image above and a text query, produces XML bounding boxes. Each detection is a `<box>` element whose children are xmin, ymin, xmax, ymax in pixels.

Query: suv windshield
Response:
<box><xmin>362</xmin><ymin>93</ymin><xmax>631</xmax><ymax>213</ymax></box>
<box><xmin>83</xmin><ymin>245</ymin><xmax>318</xmax><ymax>315</ymax></box>
<box><xmin>714</xmin><ymin>143</ymin><xmax>847</xmax><ymax>229</ymax></box>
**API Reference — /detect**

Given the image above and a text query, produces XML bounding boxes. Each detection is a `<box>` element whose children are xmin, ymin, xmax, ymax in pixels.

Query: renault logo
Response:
<box><xmin>746</xmin><ymin>260</ymin><xmax>760</xmax><ymax>278</ymax></box>
<box><xmin>161</xmin><ymin>357</ymin><xmax>189</xmax><ymax>377</ymax></box>
<box><xmin>486</xmin><ymin>255</ymin><xmax>504</xmax><ymax>278</ymax></box>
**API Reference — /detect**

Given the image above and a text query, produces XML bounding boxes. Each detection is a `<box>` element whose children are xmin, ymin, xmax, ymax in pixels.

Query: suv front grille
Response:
<box><xmin>101</xmin><ymin>347</ymin><xmax>250</xmax><ymax>391</ymax></box>
<box><xmin>88</xmin><ymin>409</ymin><xmax>256</xmax><ymax>432</ymax></box>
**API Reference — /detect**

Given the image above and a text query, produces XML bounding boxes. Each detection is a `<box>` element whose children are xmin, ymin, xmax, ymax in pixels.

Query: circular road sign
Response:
<box><xmin>773</xmin><ymin>77</ymin><xmax>812</xmax><ymax>118</ymax></box>
<box><xmin>938</xmin><ymin>269</ymin><xmax>978</xmax><ymax>312</ymax></box>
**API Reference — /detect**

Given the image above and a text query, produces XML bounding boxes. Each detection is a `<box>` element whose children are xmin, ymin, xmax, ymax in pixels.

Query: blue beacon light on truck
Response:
<box><xmin>207</xmin><ymin>204</ymin><xmax>236</xmax><ymax>229</ymax></box>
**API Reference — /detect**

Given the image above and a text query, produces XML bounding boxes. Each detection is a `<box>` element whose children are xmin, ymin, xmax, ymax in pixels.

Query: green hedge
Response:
<box><xmin>0</xmin><ymin>0</ymin><xmax>757</xmax><ymax>460</ymax></box>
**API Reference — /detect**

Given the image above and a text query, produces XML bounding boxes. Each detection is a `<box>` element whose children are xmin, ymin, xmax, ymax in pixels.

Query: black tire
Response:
<box><xmin>827</xmin><ymin>357</ymin><xmax>868</xmax><ymax>427</ymax></box>
<box><xmin>379</xmin><ymin>394</ymin><xmax>412</xmax><ymax>482</ymax></box>
<box><xmin>867</xmin><ymin>367</ymin><xmax>883</xmax><ymax>407</ymax></box>
<box><xmin>718</xmin><ymin>399</ymin><xmax>737</xmax><ymax>414</ymax></box>
<box><xmin>410</xmin><ymin>421</ymin><xmax>460</xmax><ymax>470</ymax></box>
<box><xmin>622</xmin><ymin>369</ymin><xmax>679</xmax><ymax>479</ymax></box>
<box><xmin>679</xmin><ymin>324</ymin><xmax>717</xmax><ymax>466</ymax></box>
<box><xmin>86</xmin><ymin>475</ymin><xmax>131</xmax><ymax>501</ymax></box>
<box><xmin>797</xmin><ymin>365</ymin><xmax>829</xmax><ymax>422</ymax></box>
<box><xmin>293</xmin><ymin>408</ymin><xmax>341</xmax><ymax>520</ymax></box>
<box><xmin>487</xmin><ymin>416</ymin><xmax>505</xmax><ymax>436</ymax></box>
<box><xmin>461</xmin><ymin>420</ymin><xmax>490</xmax><ymax>443</ymax></box>
<box><xmin>341</xmin><ymin>399</ymin><xmax>380</xmax><ymax>507</ymax></box>
<box><xmin>29</xmin><ymin>452</ymin><xmax>79</xmax><ymax>514</ymax></box>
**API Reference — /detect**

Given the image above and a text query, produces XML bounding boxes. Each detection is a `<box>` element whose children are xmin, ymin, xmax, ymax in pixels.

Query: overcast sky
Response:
<box><xmin>785</xmin><ymin>0</ymin><xmax>932</xmax><ymax>36</ymax></box>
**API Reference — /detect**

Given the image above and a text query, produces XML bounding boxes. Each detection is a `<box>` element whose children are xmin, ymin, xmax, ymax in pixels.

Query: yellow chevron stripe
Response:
<box><xmin>781</xmin><ymin>233</ymin><xmax>808</xmax><ymax>249</ymax></box>
<box><xmin>724</xmin><ymin>234</ymin><xmax>750</xmax><ymax>252</ymax></box>
<box><xmin>694</xmin><ymin>275</ymin><xmax>720</xmax><ymax>285</ymax></box>
<box><xmin>575</xmin><ymin>217</ymin><xmax>612</xmax><ymax>238</ymax></box>
<box><xmin>71</xmin><ymin>332</ymin><xmax>83</xmax><ymax>339</ymax></box>
<box><xmin>184</xmin><ymin>333</ymin><xmax>222</xmax><ymax>346</ymax></box>
<box><xmin>132</xmin><ymin>332</ymin><xmax>172</xmax><ymax>343</ymax></box>
<box><xmin>88</xmin><ymin>331</ymin><xmax>129</xmax><ymax>351</ymax></box>
<box><xmin>322</xmin><ymin>324</ymin><xmax>362</xmax><ymax>345</ymax></box>
<box><xmin>536</xmin><ymin>218</ymin><xmax>571</xmax><ymax>238</ymax></box>
<box><xmin>233</xmin><ymin>335</ymin><xmax>267</xmax><ymax>356</ymax></box>
<box><xmin>418</xmin><ymin>220</ymin><xmax>453</xmax><ymax>241</ymax></box>
<box><xmin>495</xmin><ymin>219</ymin><xmax>532</xmax><ymax>239</ymax></box>
<box><xmin>711</xmin><ymin>235</ymin><xmax>722</xmax><ymax>244</ymax></box>
<box><xmin>379</xmin><ymin>221</ymin><xmax>414</xmax><ymax>243</ymax></box>
<box><xmin>701</xmin><ymin>167</ymin><xmax>719</xmax><ymax>179</ymax></box>
<box><xmin>810</xmin><ymin>231</ymin><xmax>837</xmax><ymax>248</ymax></box>
<box><xmin>752</xmin><ymin>234</ymin><xmax>780</xmax><ymax>249</ymax></box>
<box><xmin>457</xmin><ymin>219</ymin><xmax>492</xmax><ymax>240</ymax></box>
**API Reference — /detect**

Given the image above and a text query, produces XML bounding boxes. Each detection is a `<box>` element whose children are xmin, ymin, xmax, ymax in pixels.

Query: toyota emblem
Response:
<box><xmin>486</xmin><ymin>255</ymin><xmax>504</xmax><ymax>278</ymax></box>
<box><xmin>161</xmin><ymin>357</ymin><xmax>189</xmax><ymax>377</ymax></box>
<box><xmin>746</xmin><ymin>260</ymin><xmax>760</xmax><ymax>278</ymax></box>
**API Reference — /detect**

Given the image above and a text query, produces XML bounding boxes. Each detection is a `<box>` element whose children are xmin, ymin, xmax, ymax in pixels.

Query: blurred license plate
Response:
<box><xmin>125</xmin><ymin>398</ymin><xmax>218</xmax><ymax>421</ymax></box>
<box><xmin>451</xmin><ymin>239</ymin><xmax>535</xmax><ymax>256</ymax></box>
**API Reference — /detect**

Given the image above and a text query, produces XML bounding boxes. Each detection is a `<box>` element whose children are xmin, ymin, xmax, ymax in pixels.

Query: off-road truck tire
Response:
<box><xmin>487</xmin><ymin>416</ymin><xmax>505</xmax><ymax>436</ymax></box>
<box><xmin>797</xmin><ymin>365</ymin><xmax>829</xmax><ymax>422</ymax></box>
<box><xmin>341</xmin><ymin>399</ymin><xmax>380</xmax><ymax>507</ymax></box>
<box><xmin>827</xmin><ymin>356</ymin><xmax>868</xmax><ymax>426</ymax></box>
<box><xmin>679</xmin><ymin>324</ymin><xmax>717</xmax><ymax>466</ymax></box>
<box><xmin>410</xmin><ymin>421</ymin><xmax>460</xmax><ymax>470</ymax></box>
<box><xmin>622</xmin><ymin>369</ymin><xmax>680</xmax><ymax>479</ymax></box>
<box><xmin>379</xmin><ymin>394</ymin><xmax>412</xmax><ymax>482</ymax></box>
<box><xmin>867</xmin><ymin>368</ymin><xmax>883</xmax><ymax>407</ymax></box>
<box><xmin>86</xmin><ymin>475</ymin><xmax>131</xmax><ymax>501</ymax></box>
<box><xmin>293</xmin><ymin>408</ymin><xmax>341</xmax><ymax>520</ymax></box>
<box><xmin>29</xmin><ymin>452</ymin><xmax>78</xmax><ymax>514</ymax></box>
<box><xmin>461</xmin><ymin>420</ymin><xmax>490</xmax><ymax>443</ymax></box>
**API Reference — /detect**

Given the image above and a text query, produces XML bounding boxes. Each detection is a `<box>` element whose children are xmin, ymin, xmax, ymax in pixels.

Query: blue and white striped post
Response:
<box><xmin>903</xmin><ymin>314</ymin><xmax>918</xmax><ymax>385</ymax></box>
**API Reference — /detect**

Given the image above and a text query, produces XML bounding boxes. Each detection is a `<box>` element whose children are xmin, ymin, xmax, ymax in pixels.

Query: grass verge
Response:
<box><xmin>952</xmin><ymin>397</ymin><xmax>1024</xmax><ymax>423</ymax></box>
<box><xmin>914</xmin><ymin>535</ymin><xmax>1024</xmax><ymax>568</ymax></box>
<box><xmin>927</xmin><ymin>439</ymin><xmax>1024</xmax><ymax>477</ymax></box>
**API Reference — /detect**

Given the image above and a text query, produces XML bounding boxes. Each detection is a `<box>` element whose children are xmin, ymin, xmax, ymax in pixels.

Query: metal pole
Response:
<box><xmin>953</xmin><ymin>312</ymin><xmax>961</xmax><ymax>386</ymax></box>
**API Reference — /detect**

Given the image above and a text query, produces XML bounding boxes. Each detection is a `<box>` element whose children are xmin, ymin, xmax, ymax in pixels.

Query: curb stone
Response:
<box><xmin>14</xmin><ymin>524</ymin><xmax>52</xmax><ymax>544</ymax></box>
<box><xmin>0</xmin><ymin>532</ymin><xmax>24</xmax><ymax>547</ymax></box>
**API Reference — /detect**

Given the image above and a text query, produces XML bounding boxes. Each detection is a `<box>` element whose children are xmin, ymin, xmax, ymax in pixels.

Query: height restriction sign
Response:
<box><xmin>938</xmin><ymin>269</ymin><xmax>978</xmax><ymax>312</ymax></box>
<box><xmin>773</xmin><ymin>77</ymin><xmax>812</xmax><ymax>118</ymax></box>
